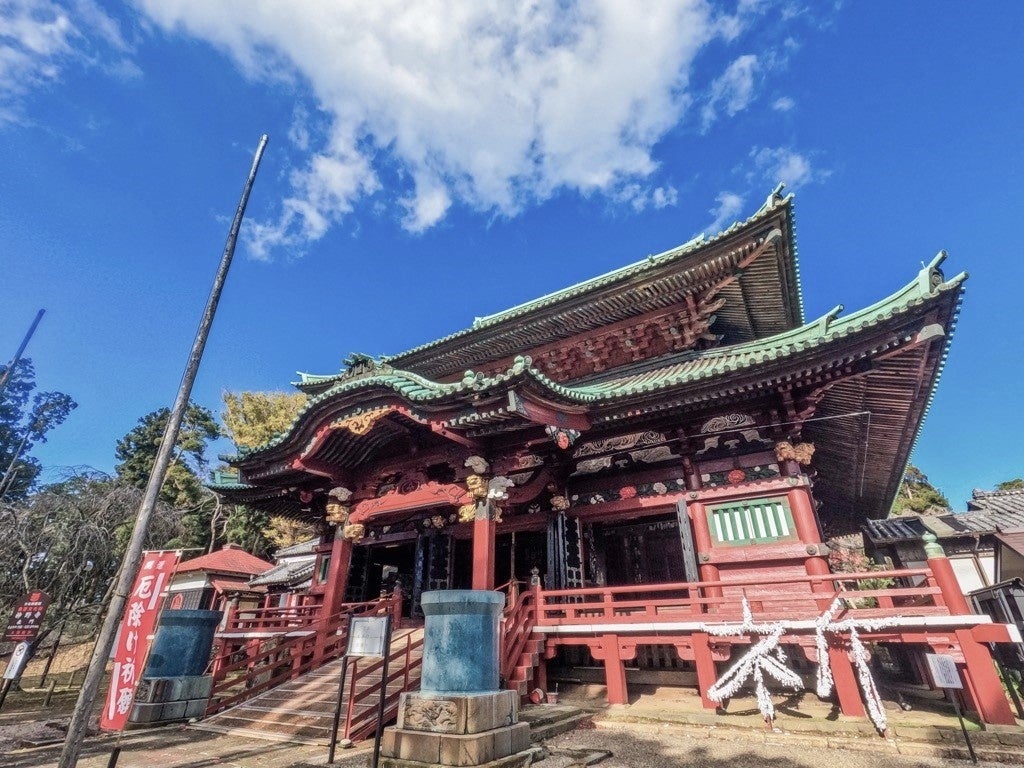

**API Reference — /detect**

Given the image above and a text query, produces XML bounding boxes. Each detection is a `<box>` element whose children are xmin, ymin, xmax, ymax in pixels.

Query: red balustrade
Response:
<box><xmin>533</xmin><ymin>567</ymin><xmax>947</xmax><ymax>627</ymax></box>
<box><xmin>205</xmin><ymin>595</ymin><xmax>396</xmax><ymax>716</ymax></box>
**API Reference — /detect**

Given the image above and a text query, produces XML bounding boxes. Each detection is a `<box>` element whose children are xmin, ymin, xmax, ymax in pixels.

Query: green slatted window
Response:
<box><xmin>706</xmin><ymin>497</ymin><xmax>796</xmax><ymax>546</ymax></box>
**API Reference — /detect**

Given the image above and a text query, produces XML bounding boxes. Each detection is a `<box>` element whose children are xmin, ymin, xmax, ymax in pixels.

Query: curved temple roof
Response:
<box><xmin>221</xmin><ymin>252</ymin><xmax>964</xmax><ymax>480</ymax></box>
<box><xmin>297</xmin><ymin>187</ymin><xmax>803</xmax><ymax>388</ymax></box>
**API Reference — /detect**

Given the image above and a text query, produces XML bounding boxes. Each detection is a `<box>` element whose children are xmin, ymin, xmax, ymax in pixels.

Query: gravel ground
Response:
<box><xmin>541</xmin><ymin>721</ymin><xmax>992</xmax><ymax>768</ymax></box>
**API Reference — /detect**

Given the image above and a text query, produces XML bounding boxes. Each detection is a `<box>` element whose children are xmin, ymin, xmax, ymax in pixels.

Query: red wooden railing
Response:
<box><xmin>205</xmin><ymin>596</ymin><xmax>395</xmax><ymax>716</ymax></box>
<box><xmin>533</xmin><ymin>567</ymin><xmax>947</xmax><ymax>626</ymax></box>
<box><xmin>500</xmin><ymin>587</ymin><xmax>537</xmax><ymax>683</ymax></box>
<box><xmin>340</xmin><ymin>631</ymin><xmax>425</xmax><ymax>742</ymax></box>
<box><xmin>223</xmin><ymin>604</ymin><xmax>324</xmax><ymax>633</ymax></box>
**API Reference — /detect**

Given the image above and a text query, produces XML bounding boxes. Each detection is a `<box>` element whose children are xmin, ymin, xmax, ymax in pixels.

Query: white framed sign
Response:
<box><xmin>3</xmin><ymin>642</ymin><xmax>31</xmax><ymax>680</ymax></box>
<box><xmin>925</xmin><ymin>653</ymin><xmax>963</xmax><ymax>690</ymax></box>
<box><xmin>348</xmin><ymin>616</ymin><xmax>388</xmax><ymax>658</ymax></box>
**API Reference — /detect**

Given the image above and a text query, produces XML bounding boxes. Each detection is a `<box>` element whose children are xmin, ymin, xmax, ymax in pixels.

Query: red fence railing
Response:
<box><xmin>533</xmin><ymin>567</ymin><xmax>947</xmax><ymax>626</ymax></box>
<box><xmin>205</xmin><ymin>596</ymin><xmax>395</xmax><ymax>716</ymax></box>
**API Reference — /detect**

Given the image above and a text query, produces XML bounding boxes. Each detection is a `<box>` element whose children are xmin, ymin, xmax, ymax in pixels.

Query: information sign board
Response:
<box><xmin>925</xmin><ymin>653</ymin><xmax>963</xmax><ymax>689</ymax></box>
<box><xmin>348</xmin><ymin>616</ymin><xmax>388</xmax><ymax>657</ymax></box>
<box><xmin>2</xmin><ymin>642</ymin><xmax>31</xmax><ymax>680</ymax></box>
<box><xmin>3</xmin><ymin>591</ymin><xmax>50</xmax><ymax>643</ymax></box>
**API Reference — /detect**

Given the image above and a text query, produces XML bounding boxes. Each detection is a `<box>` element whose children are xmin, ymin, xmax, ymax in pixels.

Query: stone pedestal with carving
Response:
<box><xmin>380</xmin><ymin>690</ymin><xmax>531</xmax><ymax>767</ymax></box>
<box><xmin>379</xmin><ymin>591</ymin><xmax>534</xmax><ymax>768</ymax></box>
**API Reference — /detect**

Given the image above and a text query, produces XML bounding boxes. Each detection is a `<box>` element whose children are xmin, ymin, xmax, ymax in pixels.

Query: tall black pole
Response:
<box><xmin>57</xmin><ymin>135</ymin><xmax>269</xmax><ymax>768</ymax></box>
<box><xmin>0</xmin><ymin>308</ymin><xmax>45</xmax><ymax>400</ymax></box>
<box><xmin>371</xmin><ymin>615</ymin><xmax>394</xmax><ymax>768</ymax></box>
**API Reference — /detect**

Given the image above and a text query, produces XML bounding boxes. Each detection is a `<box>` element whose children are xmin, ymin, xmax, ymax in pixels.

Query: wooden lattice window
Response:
<box><xmin>705</xmin><ymin>497</ymin><xmax>796</xmax><ymax>545</ymax></box>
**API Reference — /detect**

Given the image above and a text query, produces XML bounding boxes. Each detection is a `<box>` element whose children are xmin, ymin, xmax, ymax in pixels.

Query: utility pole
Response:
<box><xmin>57</xmin><ymin>135</ymin><xmax>268</xmax><ymax>768</ymax></box>
<box><xmin>0</xmin><ymin>308</ymin><xmax>45</xmax><ymax>400</ymax></box>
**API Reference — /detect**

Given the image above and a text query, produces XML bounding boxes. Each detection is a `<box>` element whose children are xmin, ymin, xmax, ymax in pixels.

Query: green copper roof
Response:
<box><xmin>377</xmin><ymin>186</ymin><xmax>802</xmax><ymax>375</ymax></box>
<box><xmin>228</xmin><ymin>254</ymin><xmax>962</xmax><ymax>465</ymax></box>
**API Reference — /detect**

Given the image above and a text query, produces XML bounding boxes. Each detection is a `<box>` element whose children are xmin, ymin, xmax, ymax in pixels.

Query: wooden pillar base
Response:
<box><xmin>691</xmin><ymin>633</ymin><xmax>719</xmax><ymax>710</ymax></box>
<box><xmin>827</xmin><ymin>646</ymin><xmax>866</xmax><ymax>718</ymax></box>
<box><xmin>956</xmin><ymin>629</ymin><xmax>1016</xmax><ymax>725</ymax></box>
<box><xmin>591</xmin><ymin>635</ymin><xmax>630</xmax><ymax>706</ymax></box>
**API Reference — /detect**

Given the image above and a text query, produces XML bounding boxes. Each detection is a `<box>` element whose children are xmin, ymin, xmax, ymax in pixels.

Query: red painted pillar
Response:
<box><xmin>473</xmin><ymin>503</ymin><xmax>496</xmax><ymax>591</ymax></box>
<box><xmin>691</xmin><ymin>632</ymin><xmax>719</xmax><ymax>709</ymax></box>
<box><xmin>321</xmin><ymin>532</ymin><xmax>354</xmax><ymax>619</ymax></box>
<box><xmin>956</xmin><ymin>628</ymin><xmax>1016</xmax><ymax>725</ymax></box>
<box><xmin>827</xmin><ymin>645</ymin><xmax>866</xmax><ymax>717</ymax></box>
<box><xmin>590</xmin><ymin>635</ymin><xmax>629</xmax><ymax>705</ymax></box>
<box><xmin>787</xmin><ymin>487</ymin><xmax>831</xmax><ymax>588</ymax></box>
<box><xmin>688</xmin><ymin>501</ymin><xmax>721</xmax><ymax>584</ymax></box>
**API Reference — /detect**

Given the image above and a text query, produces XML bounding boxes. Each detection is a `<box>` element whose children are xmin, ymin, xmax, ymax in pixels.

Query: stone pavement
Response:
<box><xmin>5</xmin><ymin>718</ymin><xmax>1018</xmax><ymax>768</ymax></box>
<box><xmin>3</xmin><ymin>725</ymin><xmax>369</xmax><ymax>768</ymax></box>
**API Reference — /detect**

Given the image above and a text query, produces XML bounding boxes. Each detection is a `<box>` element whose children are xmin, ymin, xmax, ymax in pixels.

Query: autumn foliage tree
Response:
<box><xmin>221</xmin><ymin>391</ymin><xmax>316</xmax><ymax>555</ymax></box>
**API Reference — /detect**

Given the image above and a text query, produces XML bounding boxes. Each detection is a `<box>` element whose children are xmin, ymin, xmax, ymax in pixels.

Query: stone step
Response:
<box><xmin>519</xmin><ymin>706</ymin><xmax>593</xmax><ymax>742</ymax></box>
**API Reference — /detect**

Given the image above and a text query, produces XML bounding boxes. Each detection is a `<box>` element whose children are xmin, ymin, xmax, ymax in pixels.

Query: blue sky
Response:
<box><xmin>1</xmin><ymin>1</ymin><xmax>1021</xmax><ymax>510</ymax></box>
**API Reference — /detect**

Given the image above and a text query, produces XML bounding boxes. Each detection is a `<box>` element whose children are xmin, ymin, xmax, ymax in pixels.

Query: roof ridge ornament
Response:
<box><xmin>814</xmin><ymin>304</ymin><xmax>844</xmax><ymax>334</ymax></box>
<box><xmin>339</xmin><ymin>352</ymin><xmax>391</xmax><ymax>382</ymax></box>
<box><xmin>918</xmin><ymin>250</ymin><xmax>948</xmax><ymax>295</ymax></box>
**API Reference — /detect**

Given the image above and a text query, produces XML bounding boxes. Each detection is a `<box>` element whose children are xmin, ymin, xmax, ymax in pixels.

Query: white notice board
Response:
<box><xmin>925</xmin><ymin>653</ymin><xmax>963</xmax><ymax>689</ymax></box>
<box><xmin>348</xmin><ymin>616</ymin><xmax>388</xmax><ymax>657</ymax></box>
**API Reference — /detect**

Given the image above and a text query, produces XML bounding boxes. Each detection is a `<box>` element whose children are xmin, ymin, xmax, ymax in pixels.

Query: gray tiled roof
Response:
<box><xmin>249</xmin><ymin>557</ymin><xmax>316</xmax><ymax>588</ymax></box>
<box><xmin>864</xmin><ymin>505</ymin><xmax>1024</xmax><ymax>544</ymax></box>
<box><xmin>967</xmin><ymin>488</ymin><xmax>1024</xmax><ymax>519</ymax></box>
<box><xmin>273</xmin><ymin>537</ymin><xmax>322</xmax><ymax>558</ymax></box>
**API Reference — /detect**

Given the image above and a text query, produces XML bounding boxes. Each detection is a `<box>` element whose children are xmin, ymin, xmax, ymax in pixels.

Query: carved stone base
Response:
<box><xmin>378</xmin><ymin>748</ymin><xmax>535</xmax><ymax>768</ymax></box>
<box><xmin>382</xmin><ymin>691</ymin><xmax>529</xmax><ymax>767</ymax></box>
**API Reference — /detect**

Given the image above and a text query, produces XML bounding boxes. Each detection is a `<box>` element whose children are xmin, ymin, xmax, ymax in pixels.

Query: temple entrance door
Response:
<box><xmin>495</xmin><ymin>531</ymin><xmax>548</xmax><ymax>589</ymax></box>
<box><xmin>602</xmin><ymin>517</ymin><xmax>686</xmax><ymax>586</ymax></box>
<box><xmin>365</xmin><ymin>541</ymin><xmax>417</xmax><ymax>617</ymax></box>
<box><xmin>645</xmin><ymin>530</ymin><xmax>687</xmax><ymax>584</ymax></box>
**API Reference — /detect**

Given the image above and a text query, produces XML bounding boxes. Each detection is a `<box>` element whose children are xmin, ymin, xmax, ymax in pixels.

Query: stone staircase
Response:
<box><xmin>192</xmin><ymin>627</ymin><xmax>423</xmax><ymax>745</ymax></box>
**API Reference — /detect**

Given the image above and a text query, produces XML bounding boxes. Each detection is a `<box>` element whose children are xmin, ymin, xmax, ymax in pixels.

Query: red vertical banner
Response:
<box><xmin>100</xmin><ymin>550</ymin><xmax>180</xmax><ymax>731</ymax></box>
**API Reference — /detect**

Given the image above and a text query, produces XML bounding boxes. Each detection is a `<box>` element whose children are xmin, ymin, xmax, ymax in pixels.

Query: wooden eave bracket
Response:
<box><xmin>507</xmin><ymin>390</ymin><xmax>590</xmax><ymax>432</ymax></box>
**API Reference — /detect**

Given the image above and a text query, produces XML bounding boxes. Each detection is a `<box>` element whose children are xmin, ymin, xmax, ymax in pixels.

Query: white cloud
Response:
<box><xmin>701</xmin><ymin>53</ymin><xmax>759</xmax><ymax>131</ymax></box>
<box><xmin>750</xmin><ymin>146</ymin><xmax>829</xmax><ymax>189</ymax></box>
<box><xmin>131</xmin><ymin>0</ymin><xmax>771</xmax><ymax>257</ymax></box>
<box><xmin>0</xmin><ymin>0</ymin><xmax>135</xmax><ymax>123</ymax></box>
<box><xmin>772</xmin><ymin>95</ymin><xmax>795</xmax><ymax>112</ymax></box>
<box><xmin>704</xmin><ymin>191</ymin><xmax>745</xmax><ymax>235</ymax></box>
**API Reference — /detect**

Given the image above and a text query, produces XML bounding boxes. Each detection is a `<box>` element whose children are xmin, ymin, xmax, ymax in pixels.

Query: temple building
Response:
<box><xmin>210</xmin><ymin>189</ymin><xmax>1017</xmax><ymax>728</ymax></box>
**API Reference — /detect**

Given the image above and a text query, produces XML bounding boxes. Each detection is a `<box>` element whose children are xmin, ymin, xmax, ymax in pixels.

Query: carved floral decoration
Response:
<box><xmin>774</xmin><ymin>441</ymin><xmax>816</xmax><ymax>466</ymax></box>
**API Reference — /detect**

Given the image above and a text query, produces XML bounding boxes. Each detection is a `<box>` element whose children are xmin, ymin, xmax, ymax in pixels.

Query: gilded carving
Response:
<box><xmin>466</xmin><ymin>474</ymin><xmax>489</xmax><ymax>499</ymax></box>
<box><xmin>334</xmin><ymin>407</ymin><xmax>392</xmax><ymax>436</ymax></box>
<box><xmin>775</xmin><ymin>441</ymin><xmax>815</xmax><ymax>465</ymax></box>
<box><xmin>457</xmin><ymin>503</ymin><xmax>477</xmax><ymax>523</ymax></box>
<box><xmin>403</xmin><ymin>697</ymin><xmax>459</xmax><ymax>733</ymax></box>
<box><xmin>342</xmin><ymin>523</ymin><xmax>365</xmax><ymax>541</ymax></box>
<box><xmin>325</xmin><ymin>502</ymin><xmax>349</xmax><ymax>525</ymax></box>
